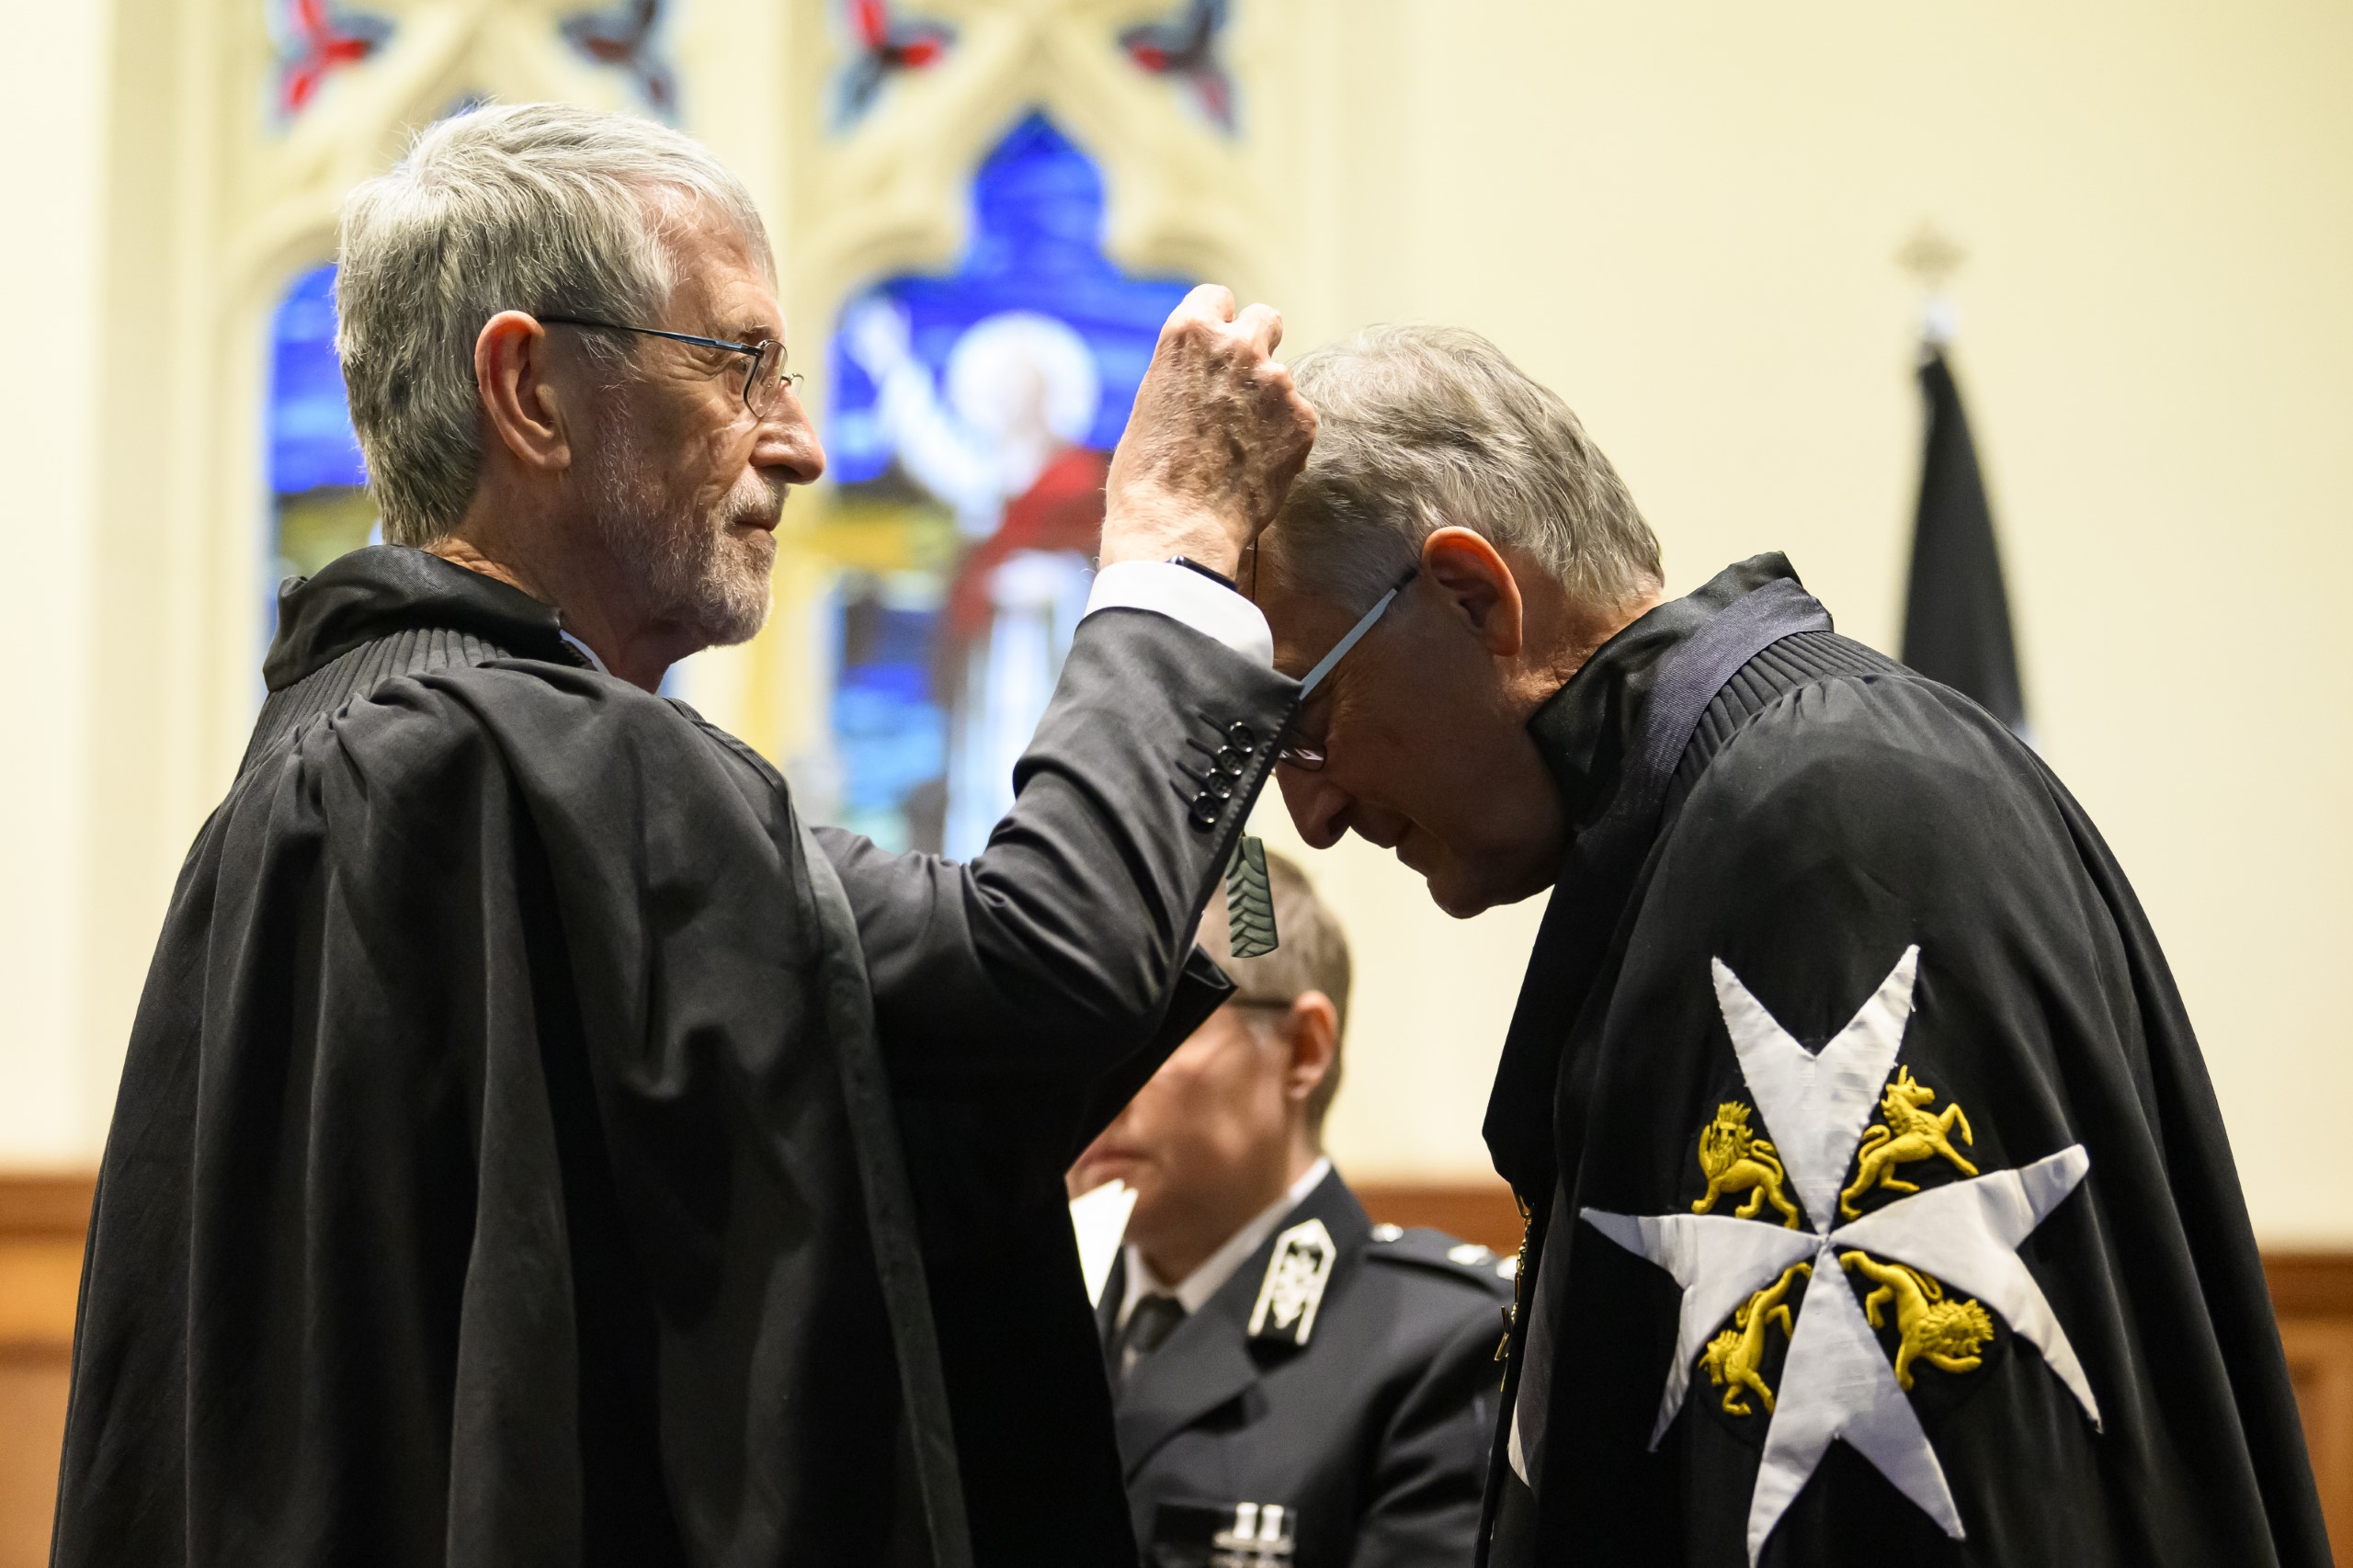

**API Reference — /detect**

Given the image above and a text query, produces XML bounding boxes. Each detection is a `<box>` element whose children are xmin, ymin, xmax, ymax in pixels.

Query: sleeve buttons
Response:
<box><xmin>1225</xmin><ymin>722</ymin><xmax>1257</xmax><ymax>751</ymax></box>
<box><xmin>1213</xmin><ymin>746</ymin><xmax>1247</xmax><ymax>777</ymax></box>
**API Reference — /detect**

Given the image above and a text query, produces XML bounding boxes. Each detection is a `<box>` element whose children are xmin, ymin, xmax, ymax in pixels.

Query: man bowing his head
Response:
<box><xmin>1249</xmin><ymin>324</ymin><xmax>2325</xmax><ymax>1568</ymax></box>
<box><xmin>53</xmin><ymin>104</ymin><xmax>1313</xmax><ymax>1568</ymax></box>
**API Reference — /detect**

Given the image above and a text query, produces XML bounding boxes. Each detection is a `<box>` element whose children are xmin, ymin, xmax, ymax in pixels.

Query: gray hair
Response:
<box><xmin>1267</xmin><ymin>324</ymin><xmax>1661</xmax><ymax>609</ymax></box>
<box><xmin>335</xmin><ymin>103</ymin><xmax>772</xmax><ymax>546</ymax></box>
<box><xmin>1201</xmin><ymin>851</ymin><xmax>1354</xmax><ymax>1133</ymax></box>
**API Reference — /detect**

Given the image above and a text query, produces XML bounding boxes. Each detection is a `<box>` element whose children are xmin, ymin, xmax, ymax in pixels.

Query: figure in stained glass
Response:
<box><xmin>821</xmin><ymin>114</ymin><xmax>1192</xmax><ymax>857</ymax></box>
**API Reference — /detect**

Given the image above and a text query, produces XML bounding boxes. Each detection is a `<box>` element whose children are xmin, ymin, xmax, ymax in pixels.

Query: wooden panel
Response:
<box><xmin>2279</xmin><ymin>1316</ymin><xmax>2353</xmax><ymax>1556</ymax></box>
<box><xmin>0</xmin><ymin>1356</ymin><xmax>68</xmax><ymax>1568</ymax></box>
<box><xmin>0</xmin><ymin>1175</ymin><xmax>85</xmax><ymax>1568</ymax></box>
<box><xmin>1354</xmin><ymin>1177</ymin><xmax>1524</xmax><ymax>1255</ymax></box>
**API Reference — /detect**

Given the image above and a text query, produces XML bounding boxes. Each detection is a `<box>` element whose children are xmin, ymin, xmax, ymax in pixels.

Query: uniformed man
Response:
<box><xmin>1070</xmin><ymin>853</ymin><xmax>1516</xmax><ymax>1568</ymax></box>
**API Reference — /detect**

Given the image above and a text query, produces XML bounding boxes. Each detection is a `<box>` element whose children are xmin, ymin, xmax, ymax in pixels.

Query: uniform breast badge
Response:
<box><xmin>1699</xmin><ymin>1262</ymin><xmax>1811</xmax><ymax>1415</ymax></box>
<box><xmin>1839</xmin><ymin>1066</ymin><xmax>1979</xmax><ymax>1221</ymax></box>
<box><xmin>1211</xmin><ymin>1502</ymin><xmax>1296</xmax><ymax>1566</ymax></box>
<box><xmin>1694</xmin><ymin>1103</ymin><xmax>1802</xmax><ymax>1227</ymax></box>
<box><xmin>1150</xmin><ymin>1500</ymin><xmax>1297</xmax><ymax>1568</ymax></box>
<box><xmin>1248</xmin><ymin>1218</ymin><xmax>1336</xmax><ymax>1347</ymax></box>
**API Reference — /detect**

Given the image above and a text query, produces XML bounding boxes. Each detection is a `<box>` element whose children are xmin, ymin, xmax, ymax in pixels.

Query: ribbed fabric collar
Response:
<box><xmin>263</xmin><ymin>545</ymin><xmax>582</xmax><ymax>691</ymax></box>
<box><xmin>1523</xmin><ymin>552</ymin><xmax>1802</xmax><ymax>826</ymax></box>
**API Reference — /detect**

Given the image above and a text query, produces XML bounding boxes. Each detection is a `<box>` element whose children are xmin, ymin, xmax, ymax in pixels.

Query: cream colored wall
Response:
<box><xmin>0</xmin><ymin>0</ymin><xmax>109</xmax><ymax>1165</ymax></box>
<box><xmin>2</xmin><ymin>0</ymin><xmax>2347</xmax><ymax>1243</ymax></box>
<box><xmin>1284</xmin><ymin>1</ymin><xmax>2353</xmax><ymax>1247</ymax></box>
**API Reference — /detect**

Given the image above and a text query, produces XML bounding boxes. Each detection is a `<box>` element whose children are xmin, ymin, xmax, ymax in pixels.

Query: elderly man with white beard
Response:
<box><xmin>52</xmin><ymin>105</ymin><xmax>1313</xmax><ymax>1568</ymax></box>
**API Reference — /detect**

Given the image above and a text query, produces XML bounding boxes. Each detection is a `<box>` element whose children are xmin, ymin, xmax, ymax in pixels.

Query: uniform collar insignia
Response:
<box><xmin>1247</xmin><ymin>1217</ymin><xmax>1336</xmax><ymax>1348</ymax></box>
<box><xmin>1578</xmin><ymin>944</ymin><xmax>2097</xmax><ymax>1566</ymax></box>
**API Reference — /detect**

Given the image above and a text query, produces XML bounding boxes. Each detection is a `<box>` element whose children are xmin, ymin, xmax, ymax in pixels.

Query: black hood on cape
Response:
<box><xmin>264</xmin><ymin>545</ymin><xmax>579</xmax><ymax>689</ymax></box>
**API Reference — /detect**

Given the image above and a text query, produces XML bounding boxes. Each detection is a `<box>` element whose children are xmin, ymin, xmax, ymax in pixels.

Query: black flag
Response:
<box><xmin>1901</xmin><ymin>347</ymin><xmax>2027</xmax><ymax>734</ymax></box>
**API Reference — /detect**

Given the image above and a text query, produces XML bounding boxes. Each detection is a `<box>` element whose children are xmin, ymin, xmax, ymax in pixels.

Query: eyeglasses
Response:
<box><xmin>1273</xmin><ymin>567</ymin><xmax>1418</xmax><ymax>772</ymax></box>
<box><xmin>538</xmin><ymin>316</ymin><xmax>803</xmax><ymax>415</ymax></box>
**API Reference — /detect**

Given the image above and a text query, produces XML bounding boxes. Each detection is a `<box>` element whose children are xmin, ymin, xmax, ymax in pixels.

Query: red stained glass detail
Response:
<box><xmin>835</xmin><ymin>0</ymin><xmax>954</xmax><ymax>127</ymax></box>
<box><xmin>274</xmin><ymin>0</ymin><xmax>389</xmax><ymax>119</ymax></box>
<box><xmin>1120</xmin><ymin>0</ymin><xmax>1234</xmax><ymax>132</ymax></box>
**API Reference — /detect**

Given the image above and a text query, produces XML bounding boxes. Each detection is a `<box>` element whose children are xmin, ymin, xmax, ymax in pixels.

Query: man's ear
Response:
<box><xmin>1282</xmin><ymin>991</ymin><xmax>1339</xmax><ymax>1107</ymax></box>
<box><xmin>474</xmin><ymin>311</ymin><xmax>574</xmax><ymax>474</ymax></box>
<box><xmin>1421</xmin><ymin>527</ymin><xmax>1525</xmax><ymax>658</ymax></box>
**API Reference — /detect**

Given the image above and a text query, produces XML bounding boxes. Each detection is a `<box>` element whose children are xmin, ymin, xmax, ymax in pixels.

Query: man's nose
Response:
<box><xmin>1276</xmin><ymin>766</ymin><xmax>1349</xmax><ymax>852</ymax></box>
<box><xmin>756</xmin><ymin>396</ymin><xmax>826</xmax><ymax>485</ymax></box>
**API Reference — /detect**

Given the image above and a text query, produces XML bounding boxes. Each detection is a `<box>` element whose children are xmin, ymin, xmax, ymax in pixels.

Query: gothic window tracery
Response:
<box><xmin>560</xmin><ymin>0</ymin><xmax>679</xmax><ymax>120</ymax></box>
<box><xmin>833</xmin><ymin>0</ymin><xmax>956</xmax><ymax>130</ymax></box>
<box><xmin>189</xmin><ymin>0</ymin><xmax>1279</xmax><ymax>817</ymax></box>
<box><xmin>270</xmin><ymin>0</ymin><xmax>391</xmax><ymax>122</ymax></box>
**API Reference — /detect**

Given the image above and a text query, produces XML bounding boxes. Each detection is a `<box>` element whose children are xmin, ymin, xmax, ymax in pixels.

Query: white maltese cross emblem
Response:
<box><xmin>1582</xmin><ymin>945</ymin><xmax>2099</xmax><ymax>1564</ymax></box>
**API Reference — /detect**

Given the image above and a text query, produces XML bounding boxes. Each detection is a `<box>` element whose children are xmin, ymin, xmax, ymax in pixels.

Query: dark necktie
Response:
<box><xmin>1113</xmin><ymin>1293</ymin><xmax>1186</xmax><ymax>1390</ymax></box>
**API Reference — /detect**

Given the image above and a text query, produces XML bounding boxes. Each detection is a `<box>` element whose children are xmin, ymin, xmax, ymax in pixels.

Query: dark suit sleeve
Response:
<box><xmin>818</xmin><ymin>606</ymin><xmax>1296</xmax><ymax>1098</ymax></box>
<box><xmin>818</xmin><ymin>607</ymin><xmax>1296</xmax><ymax>1568</ymax></box>
<box><xmin>1350</xmin><ymin>1304</ymin><xmax>1506</xmax><ymax>1568</ymax></box>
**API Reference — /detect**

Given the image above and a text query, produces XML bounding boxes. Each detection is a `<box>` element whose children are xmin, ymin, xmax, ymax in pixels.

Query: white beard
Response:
<box><xmin>587</xmin><ymin>421</ymin><xmax>780</xmax><ymax>650</ymax></box>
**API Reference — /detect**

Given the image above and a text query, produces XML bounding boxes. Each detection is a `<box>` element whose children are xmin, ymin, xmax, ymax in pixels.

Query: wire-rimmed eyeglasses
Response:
<box><xmin>539</xmin><ymin>316</ymin><xmax>803</xmax><ymax>416</ymax></box>
<box><xmin>1272</xmin><ymin>567</ymin><xmax>1418</xmax><ymax>772</ymax></box>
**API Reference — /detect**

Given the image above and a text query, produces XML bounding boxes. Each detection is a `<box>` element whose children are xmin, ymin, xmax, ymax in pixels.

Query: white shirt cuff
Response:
<box><xmin>1082</xmin><ymin>561</ymin><xmax>1274</xmax><ymax>668</ymax></box>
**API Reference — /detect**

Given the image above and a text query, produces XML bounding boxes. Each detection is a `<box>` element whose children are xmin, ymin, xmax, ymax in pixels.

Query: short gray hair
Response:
<box><xmin>1201</xmin><ymin>851</ymin><xmax>1353</xmax><ymax>1132</ymax></box>
<box><xmin>335</xmin><ymin>103</ymin><xmax>772</xmax><ymax>546</ymax></box>
<box><xmin>1267</xmin><ymin>324</ymin><xmax>1661</xmax><ymax>608</ymax></box>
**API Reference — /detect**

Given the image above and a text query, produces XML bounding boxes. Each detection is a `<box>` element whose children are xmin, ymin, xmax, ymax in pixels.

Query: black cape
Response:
<box><xmin>52</xmin><ymin>546</ymin><xmax>1296</xmax><ymax>1568</ymax></box>
<box><xmin>1482</xmin><ymin>556</ymin><xmax>2325</xmax><ymax>1567</ymax></box>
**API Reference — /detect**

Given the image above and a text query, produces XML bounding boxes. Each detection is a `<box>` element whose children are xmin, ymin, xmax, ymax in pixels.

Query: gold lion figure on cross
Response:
<box><xmin>1692</xmin><ymin>1102</ymin><xmax>1802</xmax><ymax>1227</ymax></box>
<box><xmin>1838</xmin><ymin>1066</ymin><xmax>1979</xmax><ymax>1221</ymax></box>
<box><xmin>1840</xmin><ymin>1251</ymin><xmax>1995</xmax><ymax>1389</ymax></box>
<box><xmin>1699</xmin><ymin>1260</ymin><xmax>1811</xmax><ymax>1415</ymax></box>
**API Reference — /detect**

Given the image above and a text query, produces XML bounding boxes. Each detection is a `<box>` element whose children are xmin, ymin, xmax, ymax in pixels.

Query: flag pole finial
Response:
<box><xmin>1897</xmin><ymin>222</ymin><xmax>1966</xmax><ymax>349</ymax></box>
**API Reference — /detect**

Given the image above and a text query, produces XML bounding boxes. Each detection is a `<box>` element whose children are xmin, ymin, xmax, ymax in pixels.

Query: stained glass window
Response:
<box><xmin>266</xmin><ymin>263</ymin><xmax>376</xmax><ymax>635</ymax></box>
<box><xmin>818</xmin><ymin>113</ymin><xmax>1192</xmax><ymax>857</ymax></box>
<box><xmin>269</xmin><ymin>0</ymin><xmax>391</xmax><ymax>123</ymax></box>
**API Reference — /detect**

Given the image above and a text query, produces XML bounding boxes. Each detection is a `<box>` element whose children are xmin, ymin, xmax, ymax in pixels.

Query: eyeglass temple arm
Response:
<box><xmin>1297</xmin><ymin>586</ymin><xmax>1400</xmax><ymax>698</ymax></box>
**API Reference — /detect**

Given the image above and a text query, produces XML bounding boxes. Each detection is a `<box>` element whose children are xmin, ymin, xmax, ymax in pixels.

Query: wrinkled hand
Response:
<box><xmin>1099</xmin><ymin>285</ymin><xmax>1318</xmax><ymax>577</ymax></box>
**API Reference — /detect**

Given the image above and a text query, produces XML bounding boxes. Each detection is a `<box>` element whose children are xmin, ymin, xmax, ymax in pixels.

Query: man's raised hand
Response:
<box><xmin>1099</xmin><ymin>285</ymin><xmax>1318</xmax><ymax>577</ymax></box>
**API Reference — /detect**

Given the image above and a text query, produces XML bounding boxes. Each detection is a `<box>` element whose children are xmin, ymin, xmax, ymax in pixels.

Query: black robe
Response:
<box><xmin>1481</xmin><ymin>555</ymin><xmax>2326</xmax><ymax>1567</ymax></box>
<box><xmin>51</xmin><ymin>546</ymin><xmax>1295</xmax><ymax>1568</ymax></box>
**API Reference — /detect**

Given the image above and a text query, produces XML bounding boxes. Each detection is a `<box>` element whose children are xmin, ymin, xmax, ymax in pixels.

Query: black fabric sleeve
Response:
<box><xmin>817</xmin><ymin>607</ymin><xmax>1295</xmax><ymax>1568</ymax></box>
<box><xmin>818</xmin><ymin>606</ymin><xmax>1297</xmax><ymax>1099</ymax></box>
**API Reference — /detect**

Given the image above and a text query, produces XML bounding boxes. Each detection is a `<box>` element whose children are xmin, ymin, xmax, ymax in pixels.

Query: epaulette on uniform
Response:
<box><xmin>1365</xmin><ymin>1224</ymin><xmax>1519</xmax><ymax>1290</ymax></box>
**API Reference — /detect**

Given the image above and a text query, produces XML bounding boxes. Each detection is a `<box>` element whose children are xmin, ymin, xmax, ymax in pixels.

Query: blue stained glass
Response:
<box><xmin>268</xmin><ymin>264</ymin><xmax>368</xmax><ymax>494</ymax></box>
<box><xmin>815</xmin><ymin>113</ymin><xmax>1194</xmax><ymax>858</ymax></box>
<box><xmin>825</xmin><ymin>114</ymin><xmax>1192</xmax><ymax>482</ymax></box>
